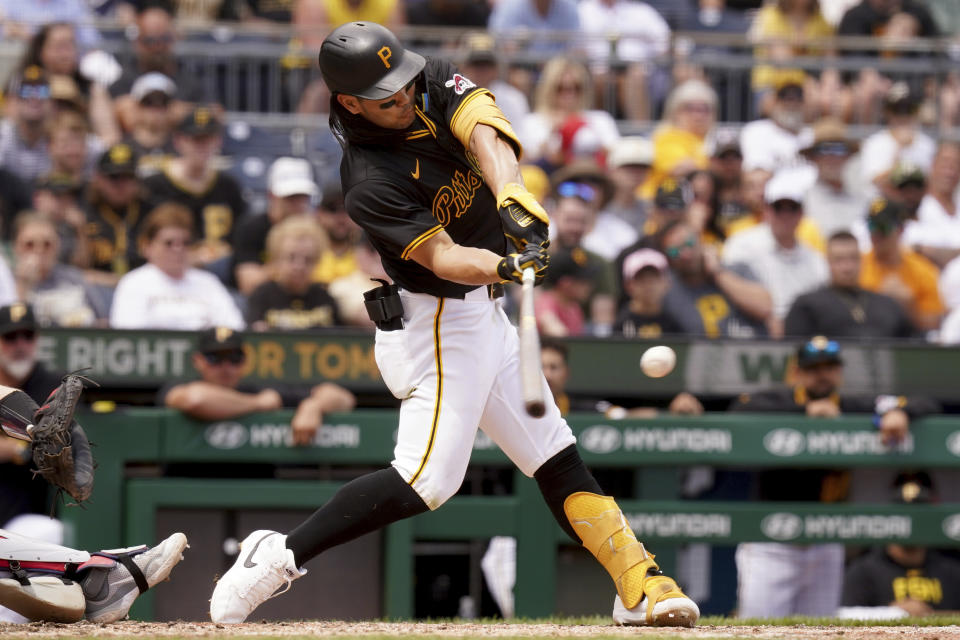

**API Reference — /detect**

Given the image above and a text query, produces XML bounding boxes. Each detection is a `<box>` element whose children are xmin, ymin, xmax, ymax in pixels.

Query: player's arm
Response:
<box><xmin>469</xmin><ymin>123</ymin><xmax>548</xmax><ymax>250</ymax></box>
<box><xmin>290</xmin><ymin>382</ymin><xmax>357</xmax><ymax>447</ymax></box>
<box><xmin>408</xmin><ymin>228</ymin><xmax>547</xmax><ymax>286</ymax></box>
<box><xmin>165</xmin><ymin>382</ymin><xmax>282</xmax><ymax>421</ymax></box>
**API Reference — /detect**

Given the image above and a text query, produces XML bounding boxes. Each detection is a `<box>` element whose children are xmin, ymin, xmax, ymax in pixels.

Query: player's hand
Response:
<box><xmin>806</xmin><ymin>398</ymin><xmax>840</xmax><ymax>418</ymax></box>
<box><xmin>497</xmin><ymin>182</ymin><xmax>550</xmax><ymax>251</ymax></box>
<box><xmin>668</xmin><ymin>392</ymin><xmax>703</xmax><ymax>415</ymax></box>
<box><xmin>255</xmin><ymin>389</ymin><xmax>283</xmax><ymax>412</ymax></box>
<box><xmin>497</xmin><ymin>244</ymin><xmax>549</xmax><ymax>285</ymax></box>
<box><xmin>892</xmin><ymin>598</ymin><xmax>934</xmax><ymax>617</ymax></box>
<box><xmin>290</xmin><ymin>414</ymin><xmax>320</xmax><ymax>447</ymax></box>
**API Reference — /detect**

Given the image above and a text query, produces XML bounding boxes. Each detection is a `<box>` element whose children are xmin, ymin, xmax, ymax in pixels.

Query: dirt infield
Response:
<box><xmin>1</xmin><ymin>621</ymin><xmax>957</xmax><ymax>639</ymax></box>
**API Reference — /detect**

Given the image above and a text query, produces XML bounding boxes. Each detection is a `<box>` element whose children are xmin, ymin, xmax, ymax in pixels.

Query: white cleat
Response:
<box><xmin>209</xmin><ymin>530</ymin><xmax>305</xmax><ymax>623</ymax></box>
<box><xmin>613</xmin><ymin>593</ymin><xmax>700</xmax><ymax>628</ymax></box>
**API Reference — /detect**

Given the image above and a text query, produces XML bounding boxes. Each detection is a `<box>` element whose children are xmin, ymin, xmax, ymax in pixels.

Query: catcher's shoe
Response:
<box><xmin>0</xmin><ymin>574</ymin><xmax>85</xmax><ymax>622</ymax></box>
<box><xmin>210</xmin><ymin>530</ymin><xmax>306</xmax><ymax>623</ymax></box>
<box><xmin>83</xmin><ymin>532</ymin><xmax>188</xmax><ymax>623</ymax></box>
<box><xmin>612</xmin><ymin>572</ymin><xmax>700</xmax><ymax>627</ymax></box>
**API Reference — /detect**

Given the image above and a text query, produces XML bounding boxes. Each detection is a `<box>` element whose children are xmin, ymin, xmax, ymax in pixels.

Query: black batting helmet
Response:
<box><xmin>319</xmin><ymin>22</ymin><xmax>425</xmax><ymax>100</ymax></box>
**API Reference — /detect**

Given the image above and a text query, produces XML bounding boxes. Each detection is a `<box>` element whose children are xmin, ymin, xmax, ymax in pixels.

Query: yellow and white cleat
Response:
<box><xmin>612</xmin><ymin>574</ymin><xmax>700</xmax><ymax>627</ymax></box>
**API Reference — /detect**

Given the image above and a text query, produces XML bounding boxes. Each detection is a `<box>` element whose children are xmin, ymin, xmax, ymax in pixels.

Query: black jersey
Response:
<box><xmin>83</xmin><ymin>199</ymin><xmax>146</xmax><ymax>275</ymax></box>
<box><xmin>143</xmin><ymin>167</ymin><xmax>246</xmax><ymax>246</ymax></box>
<box><xmin>336</xmin><ymin>58</ymin><xmax>510</xmax><ymax>298</ymax></box>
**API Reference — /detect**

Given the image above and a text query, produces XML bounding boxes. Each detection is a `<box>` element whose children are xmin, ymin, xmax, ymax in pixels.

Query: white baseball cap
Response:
<box><xmin>764</xmin><ymin>170</ymin><xmax>806</xmax><ymax>204</ymax></box>
<box><xmin>622</xmin><ymin>248</ymin><xmax>668</xmax><ymax>280</ymax></box>
<box><xmin>267</xmin><ymin>157</ymin><xmax>319</xmax><ymax>198</ymax></box>
<box><xmin>130</xmin><ymin>72</ymin><xmax>176</xmax><ymax>102</ymax></box>
<box><xmin>608</xmin><ymin>137</ymin><xmax>654</xmax><ymax>169</ymax></box>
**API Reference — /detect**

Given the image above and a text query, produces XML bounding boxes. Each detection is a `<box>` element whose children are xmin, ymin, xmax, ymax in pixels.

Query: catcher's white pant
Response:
<box><xmin>736</xmin><ymin>542</ymin><xmax>844</xmax><ymax>618</ymax></box>
<box><xmin>0</xmin><ymin>520</ymin><xmax>74</xmax><ymax>623</ymax></box>
<box><xmin>376</xmin><ymin>287</ymin><xmax>575</xmax><ymax>509</ymax></box>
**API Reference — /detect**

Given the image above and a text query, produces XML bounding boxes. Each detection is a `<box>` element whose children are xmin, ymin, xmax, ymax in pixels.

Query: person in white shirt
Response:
<box><xmin>902</xmin><ymin>141</ymin><xmax>960</xmax><ymax>269</ymax></box>
<box><xmin>859</xmin><ymin>83</ymin><xmax>936</xmax><ymax>197</ymax></box>
<box><xmin>723</xmin><ymin>171</ymin><xmax>829</xmax><ymax>338</ymax></box>
<box><xmin>801</xmin><ymin>118</ymin><xmax>867</xmax><ymax>237</ymax></box>
<box><xmin>739</xmin><ymin>79</ymin><xmax>815</xmax><ymax>186</ymax></box>
<box><xmin>938</xmin><ymin>255</ymin><xmax>960</xmax><ymax>344</ymax></box>
<box><xmin>577</xmin><ymin>0</ymin><xmax>670</xmax><ymax>121</ymax></box>
<box><xmin>110</xmin><ymin>203</ymin><xmax>244</xmax><ymax>330</ymax></box>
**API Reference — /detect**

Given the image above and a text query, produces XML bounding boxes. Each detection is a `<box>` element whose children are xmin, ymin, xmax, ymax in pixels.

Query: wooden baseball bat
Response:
<box><xmin>520</xmin><ymin>267</ymin><xmax>546</xmax><ymax>418</ymax></box>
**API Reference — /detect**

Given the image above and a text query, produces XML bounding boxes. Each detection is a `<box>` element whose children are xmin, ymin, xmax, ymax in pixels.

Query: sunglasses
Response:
<box><xmin>664</xmin><ymin>236</ymin><xmax>697</xmax><ymax>258</ymax></box>
<box><xmin>803</xmin><ymin>339</ymin><xmax>840</xmax><ymax>357</ymax></box>
<box><xmin>1</xmin><ymin>329</ymin><xmax>36</xmax><ymax>344</ymax></box>
<box><xmin>772</xmin><ymin>201</ymin><xmax>803</xmax><ymax>214</ymax></box>
<box><xmin>812</xmin><ymin>142</ymin><xmax>852</xmax><ymax>157</ymax></box>
<box><xmin>140</xmin><ymin>34</ymin><xmax>174</xmax><ymax>46</ymax></box>
<box><xmin>556</xmin><ymin>181</ymin><xmax>597</xmax><ymax>202</ymax></box>
<box><xmin>203</xmin><ymin>351</ymin><xmax>245</xmax><ymax>365</ymax></box>
<box><xmin>19</xmin><ymin>85</ymin><xmax>50</xmax><ymax>100</ymax></box>
<box><xmin>868</xmin><ymin>219</ymin><xmax>901</xmax><ymax>235</ymax></box>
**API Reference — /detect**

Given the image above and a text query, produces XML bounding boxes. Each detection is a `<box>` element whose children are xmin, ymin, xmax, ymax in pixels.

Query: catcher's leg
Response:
<box><xmin>535</xmin><ymin>446</ymin><xmax>699</xmax><ymax>627</ymax></box>
<box><xmin>0</xmin><ymin>528</ymin><xmax>90</xmax><ymax>623</ymax></box>
<box><xmin>0</xmin><ymin>387</ymin><xmax>40</xmax><ymax>440</ymax></box>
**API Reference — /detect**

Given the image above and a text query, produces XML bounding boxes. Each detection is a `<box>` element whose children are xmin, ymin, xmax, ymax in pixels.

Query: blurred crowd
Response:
<box><xmin>0</xmin><ymin>0</ymin><xmax>958</xmax><ymax>344</ymax></box>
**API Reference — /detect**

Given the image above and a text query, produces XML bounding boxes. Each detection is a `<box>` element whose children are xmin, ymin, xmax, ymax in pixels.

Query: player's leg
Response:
<box><xmin>794</xmin><ymin>543</ymin><xmax>844</xmax><ymax>617</ymax></box>
<box><xmin>211</xmin><ymin>293</ymin><xmax>498</xmax><ymax>622</ymax></box>
<box><xmin>479</xmin><ymin>306</ymin><xmax>698</xmax><ymax>627</ymax></box>
<box><xmin>735</xmin><ymin>542</ymin><xmax>802</xmax><ymax>618</ymax></box>
<box><xmin>0</xmin><ymin>528</ymin><xmax>187</xmax><ymax>623</ymax></box>
<box><xmin>0</xmin><ymin>386</ymin><xmax>41</xmax><ymax>440</ymax></box>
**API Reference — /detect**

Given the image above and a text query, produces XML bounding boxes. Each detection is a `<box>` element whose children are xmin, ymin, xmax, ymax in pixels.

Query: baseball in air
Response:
<box><xmin>640</xmin><ymin>345</ymin><xmax>676</xmax><ymax>378</ymax></box>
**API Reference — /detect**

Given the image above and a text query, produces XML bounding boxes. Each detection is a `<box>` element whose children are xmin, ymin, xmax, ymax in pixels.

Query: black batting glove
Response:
<box><xmin>496</xmin><ymin>243</ymin><xmax>549</xmax><ymax>285</ymax></box>
<box><xmin>497</xmin><ymin>182</ymin><xmax>550</xmax><ymax>251</ymax></box>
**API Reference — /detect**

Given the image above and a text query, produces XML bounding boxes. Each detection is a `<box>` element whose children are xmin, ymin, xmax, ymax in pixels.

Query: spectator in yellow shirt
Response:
<box><xmin>642</xmin><ymin>79</ymin><xmax>716</xmax><ymax>199</ymax></box>
<box><xmin>860</xmin><ymin>197</ymin><xmax>944</xmax><ymax>332</ymax></box>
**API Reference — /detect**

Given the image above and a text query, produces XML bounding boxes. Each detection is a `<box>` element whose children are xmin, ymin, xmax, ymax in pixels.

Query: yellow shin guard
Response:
<box><xmin>563</xmin><ymin>492</ymin><xmax>686</xmax><ymax>616</ymax></box>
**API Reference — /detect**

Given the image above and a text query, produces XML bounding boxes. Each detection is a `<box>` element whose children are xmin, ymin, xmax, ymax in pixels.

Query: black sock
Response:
<box><xmin>534</xmin><ymin>444</ymin><xmax>603</xmax><ymax>544</ymax></box>
<box><xmin>0</xmin><ymin>389</ymin><xmax>39</xmax><ymax>437</ymax></box>
<box><xmin>286</xmin><ymin>467</ymin><xmax>428</xmax><ymax>566</ymax></box>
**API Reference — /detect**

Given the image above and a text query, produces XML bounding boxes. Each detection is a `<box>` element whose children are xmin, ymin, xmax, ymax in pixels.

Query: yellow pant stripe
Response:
<box><xmin>409</xmin><ymin>298</ymin><xmax>444</xmax><ymax>485</ymax></box>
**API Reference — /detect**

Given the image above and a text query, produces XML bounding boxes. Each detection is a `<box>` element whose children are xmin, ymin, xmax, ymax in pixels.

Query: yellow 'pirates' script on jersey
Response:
<box><xmin>432</xmin><ymin>170</ymin><xmax>483</xmax><ymax>226</ymax></box>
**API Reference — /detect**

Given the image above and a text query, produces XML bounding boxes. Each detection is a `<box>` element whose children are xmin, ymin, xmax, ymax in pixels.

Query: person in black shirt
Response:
<box><xmin>83</xmin><ymin>142</ymin><xmax>147</xmax><ymax>284</ymax></box>
<box><xmin>616</xmin><ymin>247</ymin><xmax>683</xmax><ymax>338</ymax></box>
<box><xmin>730</xmin><ymin>336</ymin><xmax>939</xmax><ymax>618</ymax></box>
<box><xmin>160</xmin><ymin>327</ymin><xmax>355</xmax><ymax>445</ymax></box>
<box><xmin>209</xmin><ymin>21</ymin><xmax>698</xmax><ymax>628</ymax></box>
<box><xmin>142</xmin><ymin>105</ymin><xmax>246</xmax><ymax>277</ymax></box>
<box><xmin>0</xmin><ymin>168</ymin><xmax>33</xmax><ymax>242</ymax></box>
<box><xmin>843</xmin><ymin>472</ymin><xmax>960</xmax><ymax>616</ymax></box>
<box><xmin>233</xmin><ymin>157</ymin><xmax>319</xmax><ymax>295</ymax></box>
<box><xmin>246</xmin><ymin>216</ymin><xmax>342</xmax><ymax>330</ymax></box>
<box><xmin>0</xmin><ymin>303</ymin><xmax>63</xmax><ymax>534</ymax></box>
<box><xmin>785</xmin><ymin>231</ymin><xmax>915</xmax><ymax>339</ymax></box>
<box><xmin>838</xmin><ymin>0</ymin><xmax>939</xmax><ymax>39</ymax></box>
<box><xmin>123</xmin><ymin>73</ymin><xmax>177</xmax><ymax>178</ymax></box>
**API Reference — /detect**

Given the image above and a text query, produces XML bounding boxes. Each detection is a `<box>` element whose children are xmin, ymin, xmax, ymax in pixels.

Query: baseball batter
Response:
<box><xmin>210</xmin><ymin>22</ymin><xmax>698</xmax><ymax>627</ymax></box>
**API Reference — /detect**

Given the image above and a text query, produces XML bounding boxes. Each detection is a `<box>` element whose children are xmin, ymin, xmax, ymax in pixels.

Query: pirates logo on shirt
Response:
<box><xmin>444</xmin><ymin>74</ymin><xmax>476</xmax><ymax>95</ymax></box>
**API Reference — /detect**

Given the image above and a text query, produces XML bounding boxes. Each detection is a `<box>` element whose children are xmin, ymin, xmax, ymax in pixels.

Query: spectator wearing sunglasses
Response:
<box><xmin>800</xmin><ymin>119</ymin><xmax>868</xmax><ymax>238</ymax></box>
<box><xmin>723</xmin><ymin>171</ymin><xmax>828</xmax><ymax>338</ymax></box>
<box><xmin>109</xmin><ymin>203</ymin><xmax>243</xmax><ymax>330</ymax></box>
<box><xmin>0</xmin><ymin>303</ymin><xmax>67</xmax><ymax>558</ymax></box>
<box><xmin>730</xmin><ymin>336</ymin><xmax>939</xmax><ymax>618</ymax></box>
<box><xmin>0</xmin><ymin>66</ymin><xmax>54</xmax><ymax>183</ymax></box>
<box><xmin>859</xmin><ymin>198</ymin><xmax>943</xmax><ymax>333</ymax></box>
<box><xmin>161</xmin><ymin>327</ymin><xmax>355</xmax><ymax>447</ymax></box>
<box><xmin>785</xmin><ymin>231</ymin><xmax>914</xmax><ymax>339</ymax></box>
<box><xmin>12</xmin><ymin>212</ymin><xmax>105</xmax><ymax>327</ymax></box>
<box><xmin>656</xmin><ymin>219</ymin><xmax>771</xmax><ymax>338</ymax></box>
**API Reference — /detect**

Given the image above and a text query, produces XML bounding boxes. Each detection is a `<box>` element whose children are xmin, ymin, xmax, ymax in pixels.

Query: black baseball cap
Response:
<box><xmin>884</xmin><ymin>82</ymin><xmax>920</xmax><ymax>114</ymax></box>
<box><xmin>547</xmin><ymin>246</ymin><xmax>600</xmax><ymax>284</ymax></box>
<box><xmin>892</xmin><ymin>471</ymin><xmax>934</xmax><ymax>504</ymax></box>
<box><xmin>196</xmin><ymin>327</ymin><xmax>244</xmax><ymax>354</ymax></box>
<box><xmin>177</xmin><ymin>105</ymin><xmax>222</xmax><ymax>137</ymax></box>
<box><xmin>890</xmin><ymin>162</ymin><xmax>926</xmax><ymax>189</ymax></box>
<box><xmin>98</xmin><ymin>143</ymin><xmax>139</xmax><ymax>177</ymax></box>
<box><xmin>796</xmin><ymin>335</ymin><xmax>843</xmax><ymax>369</ymax></box>
<box><xmin>0</xmin><ymin>303</ymin><xmax>36</xmax><ymax>335</ymax></box>
<box><xmin>866</xmin><ymin>197</ymin><xmax>906</xmax><ymax>235</ymax></box>
<box><xmin>654</xmin><ymin>179</ymin><xmax>691</xmax><ymax>211</ymax></box>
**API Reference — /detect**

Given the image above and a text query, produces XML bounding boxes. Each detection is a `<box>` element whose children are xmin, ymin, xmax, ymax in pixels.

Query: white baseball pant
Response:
<box><xmin>375</xmin><ymin>287</ymin><xmax>576</xmax><ymax>509</ymax></box>
<box><xmin>736</xmin><ymin>542</ymin><xmax>844</xmax><ymax>618</ymax></box>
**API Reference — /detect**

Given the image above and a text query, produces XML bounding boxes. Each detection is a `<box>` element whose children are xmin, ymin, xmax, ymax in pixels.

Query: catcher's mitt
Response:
<box><xmin>30</xmin><ymin>374</ymin><xmax>94</xmax><ymax>503</ymax></box>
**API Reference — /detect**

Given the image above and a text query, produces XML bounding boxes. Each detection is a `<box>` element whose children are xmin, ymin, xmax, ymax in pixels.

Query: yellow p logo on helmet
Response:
<box><xmin>378</xmin><ymin>46</ymin><xmax>392</xmax><ymax>69</ymax></box>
